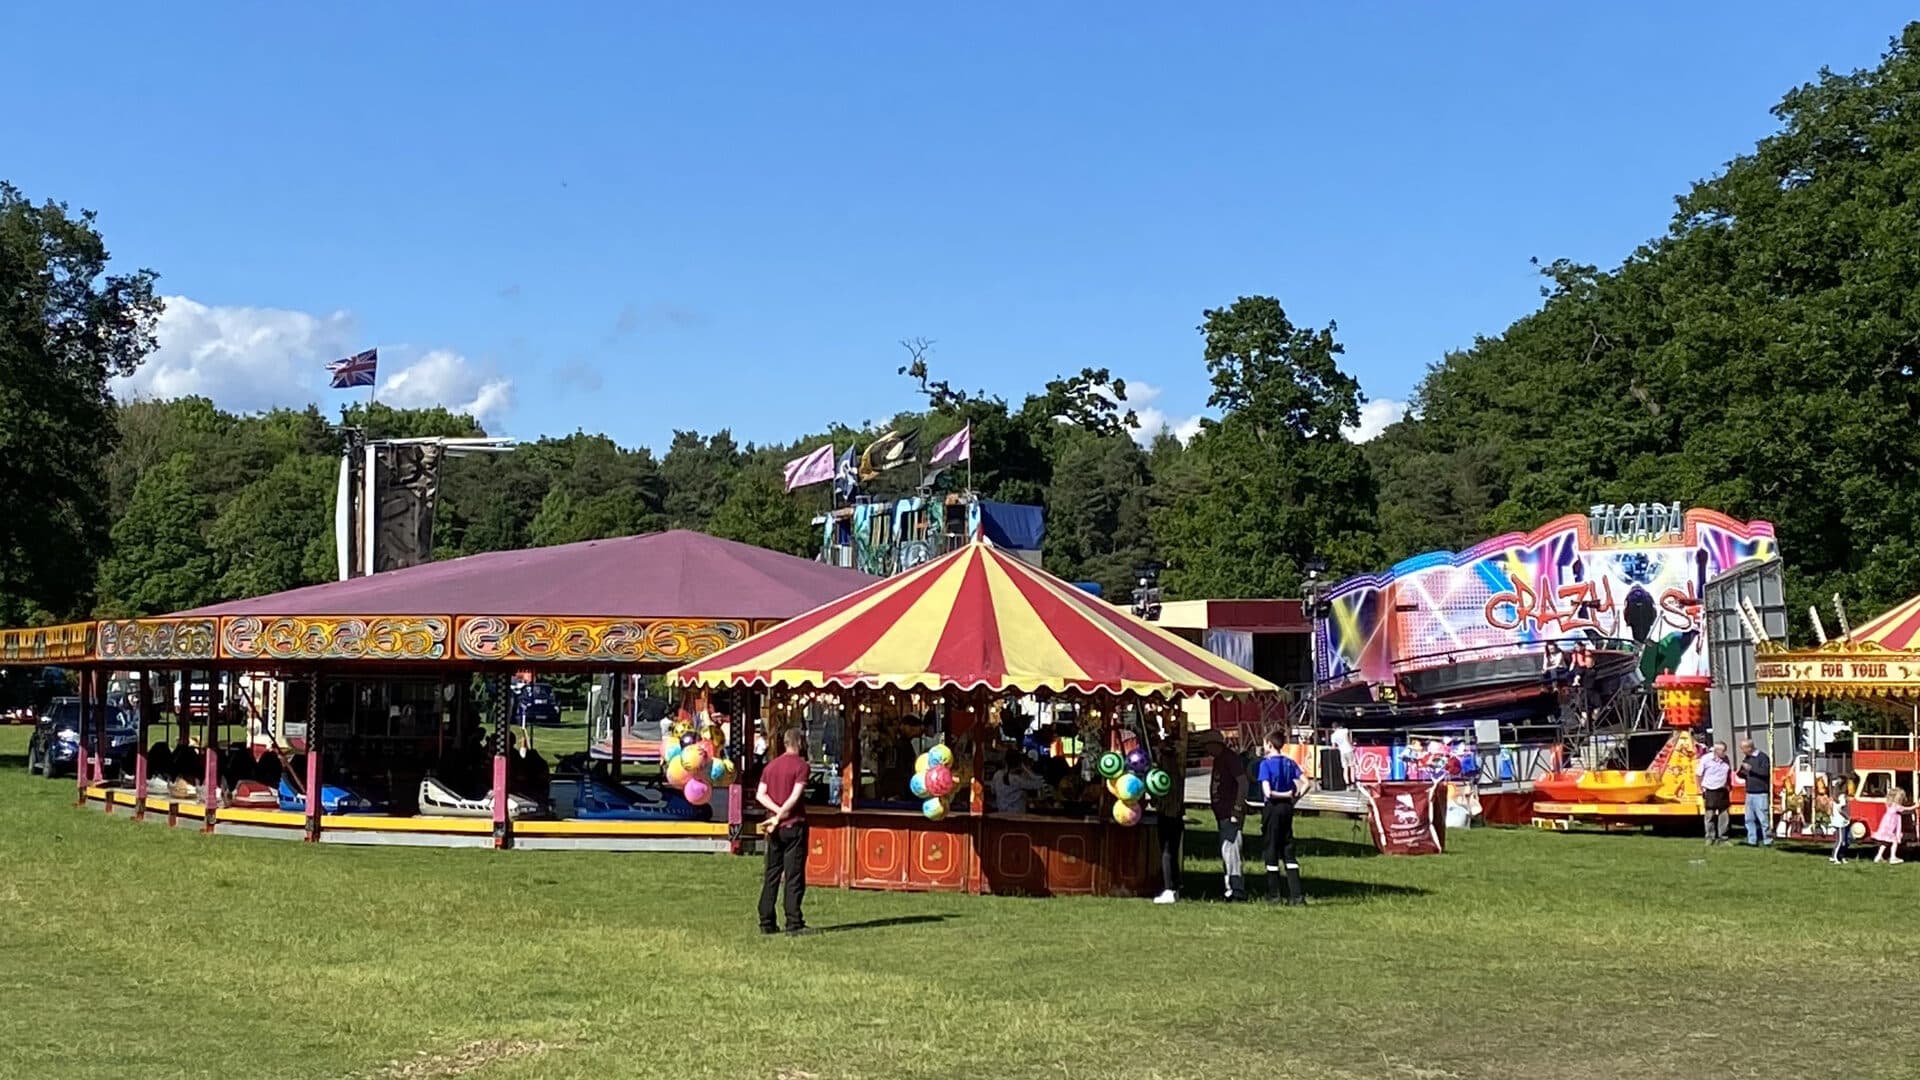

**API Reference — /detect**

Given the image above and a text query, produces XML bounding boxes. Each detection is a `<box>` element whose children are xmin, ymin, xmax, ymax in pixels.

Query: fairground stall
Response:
<box><xmin>2</xmin><ymin>531</ymin><xmax>872</xmax><ymax>852</ymax></box>
<box><xmin>671</xmin><ymin>538</ymin><xmax>1276</xmax><ymax>897</ymax></box>
<box><xmin>1757</xmin><ymin>591</ymin><xmax>1920</xmax><ymax>845</ymax></box>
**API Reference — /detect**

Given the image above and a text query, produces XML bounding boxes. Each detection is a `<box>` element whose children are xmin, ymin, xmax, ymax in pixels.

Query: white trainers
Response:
<box><xmin>1152</xmin><ymin>889</ymin><xmax>1177</xmax><ymax>904</ymax></box>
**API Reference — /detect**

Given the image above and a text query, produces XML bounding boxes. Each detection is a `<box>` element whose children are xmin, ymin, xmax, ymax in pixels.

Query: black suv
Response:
<box><xmin>25</xmin><ymin>697</ymin><xmax>138</xmax><ymax>779</ymax></box>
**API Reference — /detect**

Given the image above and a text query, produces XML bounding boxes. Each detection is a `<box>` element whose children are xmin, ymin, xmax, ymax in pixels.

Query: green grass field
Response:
<box><xmin>2</xmin><ymin>722</ymin><xmax>1915</xmax><ymax>1080</ymax></box>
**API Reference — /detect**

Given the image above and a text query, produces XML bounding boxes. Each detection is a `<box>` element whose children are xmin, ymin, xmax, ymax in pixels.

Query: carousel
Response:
<box><xmin>1757</xmin><ymin>591</ymin><xmax>1920</xmax><ymax>843</ymax></box>
<box><xmin>0</xmin><ymin>530</ymin><xmax>872</xmax><ymax>852</ymax></box>
<box><xmin>671</xmin><ymin>537</ymin><xmax>1277</xmax><ymax>897</ymax></box>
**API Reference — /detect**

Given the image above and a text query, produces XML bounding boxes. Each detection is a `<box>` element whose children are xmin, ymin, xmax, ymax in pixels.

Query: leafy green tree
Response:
<box><xmin>0</xmin><ymin>183</ymin><xmax>162</xmax><ymax>622</ymax></box>
<box><xmin>208</xmin><ymin>456</ymin><xmax>338</xmax><ymax>600</ymax></box>
<box><xmin>707</xmin><ymin>467</ymin><xmax>817</xmax><ymax>556</ymax></box>
<box><xmin>1044</xmin><ymin>429</ymin><xmax>1155</xmax><ymax>596</ymax></box>
<box><xmin>660</xmin><ymin>429</ymin><xmax>743</xmax><ymax>529</ymax></box>
<box><xmin>95</xmin><ymin>454</ymin><xmax>218</xmax><ymax>616</ymax></box>
<box><xmin>1153</xmin><ymin>297</ymin><xmax>1379</xmax><ymax>599</ymax></box>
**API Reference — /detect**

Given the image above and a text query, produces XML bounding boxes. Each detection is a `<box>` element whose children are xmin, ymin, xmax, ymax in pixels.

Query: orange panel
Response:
<box><xmin>1047</xmin><ymin>826</ymin><xmax>1097</xmax><ymax>894</ymax></box>
<box><xmin>981</xmin><ymin>822</ymin><xmax>1051</xmax><ymax>895</ymax></box>
<box><xmin>1856</xmin><ymin>750</ymin><xmax>1918</xmax><ymax>772</ymax></box>
<box><xmin>852</xmin><ymin>822</ymin><xmax>910</xmax><ymax>887</ymax></box>
<box><xmin>1102</xmin><ymin>826</ymin><xmax>1153</xmax><ymax>898</ymax></box>
<box><xmin>908</xmin><ymin>825</ymin><xmax>970</xmax><ymax>891</ymax></box>
<box><xmin>805</xmin><ymin>820</ymin><xmax>847</xmax><ymax>887</ymax></box>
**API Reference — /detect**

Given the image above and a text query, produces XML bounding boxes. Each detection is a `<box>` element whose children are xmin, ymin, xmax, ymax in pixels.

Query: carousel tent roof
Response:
<box><xmin>1847</xmin><ymin>593</ymin><xmax>1920</xmax><ymax>652</ymax></box>
<box><xmin>672</xmin><ymin>539</ymin><xmax>1278</xmax><ymax>699</ymax></box>
<box><xmin>1756</xmin><ymin>590</ymin><xmax>1920</xmax><ymax>699</ymax></box>
<box><xmin>173</xmin><ymin>530</ymin><xmax>875</xmax><ymax>620</ymax></box>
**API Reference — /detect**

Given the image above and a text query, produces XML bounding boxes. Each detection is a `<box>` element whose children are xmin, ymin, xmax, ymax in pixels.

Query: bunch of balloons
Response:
<box><xmin>909</xmin><ymin>742</ymin><xmax>958</xmax><ymax>820</ymax></box>
<box><xmin>1098</xmin><ymin>743</ymin><xmax>1173</xmax><ymax>827</ymax></box>
<box><xmin>662</xmin><ymin>719</ymin><xmax>735</xmax><ymax>806</ymax></box>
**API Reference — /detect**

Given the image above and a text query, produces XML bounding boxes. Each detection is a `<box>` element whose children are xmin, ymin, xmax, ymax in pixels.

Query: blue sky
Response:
<box><xmin>4</xmin><ymin>4</ymin><xmax>1913</xmax><ymax>449</ymax></box>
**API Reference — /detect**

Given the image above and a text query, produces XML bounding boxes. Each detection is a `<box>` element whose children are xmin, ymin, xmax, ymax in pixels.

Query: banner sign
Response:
<box><xmin>1756</xmin><ymin>653</ymin><xmax>1920</xmax><ymax>698</ymax></box>
<box><xmin>1359</xmin><ymin>779</ymin><xmax>1447</xmax><ymax>856</ymax></box>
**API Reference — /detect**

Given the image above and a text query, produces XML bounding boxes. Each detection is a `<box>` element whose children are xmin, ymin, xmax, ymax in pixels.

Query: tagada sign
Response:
<box><xmin>1756</xmin><ymin>653</ymin><xmax>1920</xmax><ymax>698</ymax></box>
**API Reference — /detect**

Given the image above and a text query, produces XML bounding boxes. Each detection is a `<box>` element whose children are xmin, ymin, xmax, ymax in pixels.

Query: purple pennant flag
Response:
<box><xmin>782</xmin><ymin>444</ymin><xmax>837</xmax><ymax>491</ymax></box>
<box><xmin>928</xmin><ymin>422</ymin><xmax>971</xmax><ymax>467</ymax></box>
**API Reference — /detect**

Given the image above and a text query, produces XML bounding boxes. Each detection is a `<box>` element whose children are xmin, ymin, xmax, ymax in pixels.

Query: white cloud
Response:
<box><xmin>113</xmin><ymin>295</ymin><xmax>513</xmax><ymax>426</ymax></box>
<box><xmin>377</xmin><ymin>349</ymin><xmax>514</xmax><ymax>426</ymax></box>
<box><xmin>1124</xmin><ymin>380</ymin><xmax>1205</xmax><ymax>446</ymax></box>
<box><xmin>1344</xmin><ymin>397</ymin><xmax>1408</xmax><ymax>443</ymax></box>
<box><xmin>117</xmin><ymin>295</ymin><xmax>358</xmax><ymax>412</ymax></box>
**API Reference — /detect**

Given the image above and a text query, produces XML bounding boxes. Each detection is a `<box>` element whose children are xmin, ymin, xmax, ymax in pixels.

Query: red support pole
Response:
<box><xmin>304</xmin><ymin>674</ymin><xmax>322</xmax><ymax>843</ymax></box>
<box><xmin>133</xmin><ymin>670</ymin><xmax>152</xmax><ymax>821</ymax></box>
<box><xmin>95</xmin><ymin>671</ymin><xmax>114</xmax><ymax>814</ymax></box>
<box><xmin>490</xmin><ymin>676</ymin><xmax>513</xmax><ymax>850</ymax></box>
<box><xmin>75</xmin><ymin>669</ymin><xmax>90</xmax><ymax>807</ymax></box>
<box><xmin>202</xmin><ymin>671</ymin><xmax>218</xmax><ymax>834</ymax></box>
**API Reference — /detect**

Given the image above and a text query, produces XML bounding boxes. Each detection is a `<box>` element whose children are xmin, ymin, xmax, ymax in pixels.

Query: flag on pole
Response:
<box><xmin>782</xmin><ymin>444</ymin><xmax>837</xmax><ymax>492</ymax></box>
<box><xmin>327</xmin><ymin>348</ymin><xmax>379</xmax><ymax>389</ymax></box>
<box><xmin>833</xmin><ymin>446</ymin><xmax>859</xmax><ymax>499</ymax></box>
<box><xmin>859</xmin><ymin>429</ymin><xmax>919</xmax><ymax>480</ymax></box>
<box><xmin>928</xmin><ymin>422</ymin><xmax>971</xmax><ymax>467</ymax></box>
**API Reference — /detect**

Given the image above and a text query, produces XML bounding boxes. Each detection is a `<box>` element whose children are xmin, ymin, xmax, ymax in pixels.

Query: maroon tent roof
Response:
<box><xmin>173</xmin><ymin>530</ymin><xmax>874</xmax><ymax>620</ymax></box>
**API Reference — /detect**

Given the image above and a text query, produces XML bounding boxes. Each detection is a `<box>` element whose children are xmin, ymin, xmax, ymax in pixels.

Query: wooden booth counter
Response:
<box><xmin>801</xmin><ymin>807</ymin><xmax>1155</xmax><ymax>897</ymax></box>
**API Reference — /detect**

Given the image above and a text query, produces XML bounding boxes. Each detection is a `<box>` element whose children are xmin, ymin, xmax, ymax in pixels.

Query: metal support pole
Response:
<box><xmin>304</xmin><ymin>674</ymin><xmax>322</xmax><ymax>842</ymax></box>
<box><xmin>134</xmin><ymin>670</ymin><xmax>152</xmax><ymax>820</ymax></box>
<box><xmin>75</xmin><ymin>669</ymin><xmax>90</xmax><ymax>806</ymax></box>
<box><xmin>202</xmin><ymin>671</ymin><xmax>218</xmax><ymax>833</ymax></box>
<box><xmin>490</xmin><ymin>675</ymin><xmax>512</xmax><ymax>850</ymax></box>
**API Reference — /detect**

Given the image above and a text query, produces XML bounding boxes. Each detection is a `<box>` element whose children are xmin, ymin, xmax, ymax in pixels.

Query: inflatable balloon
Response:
<box><xmin>1106</xmin><ymin>777</ymin><xmax>1126</xmax><ymax>799</ymax></box>
<box><xmin>1112</xmin><ymin>799</ymin><xmax>1143</xmax><ymax>826</ymax></box>
<box><xmin>680</xmin><ymin>743</ymin><xmax>711</xmax><ymax>774</ymax></box>
<box><xmin>1116</xmin><ymin>773</ymin><xmax>1146</xmax><ymax>801</ymax></box>
<box><xmin>1125</xmin><ymin>747</ymin><xmax>1151</xmax><ymax>777</ymax></box>
<box><xmin>914</xmin><ymin>751</ymin><xmax>931</xmax><ymax>776</ymax></box>
<box><xmin>683</xmin><ymin>777</ymin><xmax>713</xmax><ymax>806</ymax></box>
<box><xmin>697</xmin><ymin>739</ymin><xmax>717</xmax><ymax>759</ymax></box>
<box><xmin>1097</xmin><ymin>751</ymin><xmax>1126</xmax><ymax>780</ymax></box>
<box><xmin>924</xmin><ymin>764</ymin><xmax>955</xmax><ymax>798</ymax></box>
<box><xmin>662</xmin><ymin>742</ymin><xmax>683</xmax><ymax>764</ymax></box>
<box><xmin>665</xmin><ymin>757</ymin><xmax>691</xmax><ymax>787</ymax></box>
<box><xmin>680</xmin><ymin>731</ymin><xmax>699</xmax><ymax>748</ymax></box>
<box><xmin>927</xmin><ymin>744</ymin><xmax>953</xmax><ymax>768</ymax></box>
<box><xmin>718</xmin><ymin>759</ymin><xmax>738</xmax><ymax>787</ymax></box>
<box><xmin>910</xmin><ymin>773</ymin><xmax>929</xmax><ymax>798</ymax></box>
<box><xmin>1144</xmin><ymin>768</ymin><xmax>1173</xmax><ymax>798</ymax></box>
<box><xmin>708</xmin><ymin>758</ymin><xmax>731</xmax><ymax>785</ymax></box>
<box><xmin>923</xmin><ymin>797</ymin><xmax>949</xmax><ymax>821</ymax></box>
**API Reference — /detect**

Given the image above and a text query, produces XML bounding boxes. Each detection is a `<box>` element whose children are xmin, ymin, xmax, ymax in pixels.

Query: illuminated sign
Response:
<box><xmin>1589</xmin><ymin>502</ymin><xmax>1684</xmax><ymax>543</ymax></box>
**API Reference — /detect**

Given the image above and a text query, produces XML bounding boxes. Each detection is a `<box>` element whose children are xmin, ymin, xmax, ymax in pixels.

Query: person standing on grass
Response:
<box><xmin>1200</xmin><ymin>731</ymin><xmax>1249</xmax><ymax>901</ymax></box>
<box><xmin>1872</xmin><ymin>789</ymin><xmax>1915</xmax><ymax>864</ymax></box>
<box><xmin>1696</xmin><ymin>741</ymin><xmax>1733</xmax><ymax>845</ymax></box>
<box><xmin>1151</xmin><ymin>728</ymin><xmax>1188</xmax><ymax>905</ymax></box>
<box><xmin>756</xmin><ymin>728</ymin><xmax>812</xmax><ymax>936</ymax></box>
<box><xmin>1256</xmin><ymin>731</ymin><xmax>1307</xmax><ymax>906</ymax></box>
<box><xmin>1739</xmin><ymin>738</ymin><xmax>1773</xmax><ymax>846</ymax></box>
<box><xmin>1831</xmin><ymin>779</ymin><xmax>1852</xmax><ymax>864</ymax></box>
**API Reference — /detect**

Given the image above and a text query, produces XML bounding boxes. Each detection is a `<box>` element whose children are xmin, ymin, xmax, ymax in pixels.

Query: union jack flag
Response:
<box><xmin>327</xmin><ymin>348</ymin><xmax>379</xmax><ymax>389</ymax></box>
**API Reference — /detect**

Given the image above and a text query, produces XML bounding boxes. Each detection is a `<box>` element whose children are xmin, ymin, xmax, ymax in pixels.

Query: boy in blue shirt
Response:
<box><xmin>1256</xmin><ymin>731</ymin><xmax>1308</xmax><ymax>906</ymax></box>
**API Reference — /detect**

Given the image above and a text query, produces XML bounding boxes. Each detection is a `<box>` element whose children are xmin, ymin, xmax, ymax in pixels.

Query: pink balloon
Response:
<box><xmin>683</xmin><ymin>777</ymin><xmax>712</xmax><ymax>806</ymax></box>
<box><xmin>924</xmin><ymin>764</ymin><xmax>955</xmax><ymax>798</ymax></box>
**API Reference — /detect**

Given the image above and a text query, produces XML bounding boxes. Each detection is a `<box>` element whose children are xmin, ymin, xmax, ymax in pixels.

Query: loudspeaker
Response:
<box><xmin>1318</xmin><ymin>747</ymin><xmax>1347</xmax><ymax>792</ymax></box>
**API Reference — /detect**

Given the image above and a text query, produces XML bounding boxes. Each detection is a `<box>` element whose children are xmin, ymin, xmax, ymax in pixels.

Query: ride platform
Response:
<box><xmin>80</xmin><ymin>785</ymin><xmax>731</xmax><ymax>852</ymax></box>
<box><xmin>1530</xmin><ymin>799</ymin><xmax>1734</xmax><ymax>831</ymax></box>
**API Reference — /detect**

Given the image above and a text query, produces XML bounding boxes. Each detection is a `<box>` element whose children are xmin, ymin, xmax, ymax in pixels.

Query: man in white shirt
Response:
<box><xmin>1695</xmin><ymin>741</ymin><xmax>1734</xmax><ymax>845</ymax></box>
<box><xmin>989</xmin><ymin>753</ymin><xmax>1045</xmax><ymax>815</ymax></box>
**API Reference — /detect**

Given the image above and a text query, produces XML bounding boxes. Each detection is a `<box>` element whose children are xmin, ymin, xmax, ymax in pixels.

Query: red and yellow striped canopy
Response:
<box><xmin>1850</xmin><ymin>593</ymin><xmax>1920</xmax><ymax>652</ymax></box>
<box><xmin>671</xmin><ymin>540</ymin><xmax>1277</xmax><ymax>699</ymax></box>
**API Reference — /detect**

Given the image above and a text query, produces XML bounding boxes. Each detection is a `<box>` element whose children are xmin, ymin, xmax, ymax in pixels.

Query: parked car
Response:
<box><xmin>515</xmin><ymin>682</ymin><xmax>563</xmax><ymax>726</ymax></box>
<box><xmin>25</xmin><ymin>697</ymin><xmax>138</xmax><ymax>779</ymax></box>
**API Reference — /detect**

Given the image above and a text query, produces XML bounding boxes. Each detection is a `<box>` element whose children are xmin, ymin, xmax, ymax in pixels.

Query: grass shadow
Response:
<box><xmin>1171</xmin><ymin>869</ymin><xmax>1428</xmax><ymax>904</ymax></box>
<box><xmin>1184</xmin><ymin>823</ymin><xmax>1380</xmax><ymax>861</ymax></box>
<box><xmin>812</xmin><ymin>915</ymin><xmax>957</xmax><ymax>935</ymax></box>
<box><xmin>0</xmin><ymin>752</ymin><xmax>28</xmax><ymax>771</ymax></box>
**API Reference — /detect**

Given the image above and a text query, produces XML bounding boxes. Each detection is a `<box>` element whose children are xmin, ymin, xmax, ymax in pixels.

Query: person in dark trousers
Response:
<box><xmin>756</xmin><ymin>728</ymin><xmax>812</xmax><ymax>935</ymax></box>
<box><xmin>1739</xmin><ymin>738</ymin><xmax>1773</xmax><ymax>846</ymax></box>
<box><xmin>1151</xmin><ymin>728</ymin><xmax>1187</xmax><ymax>905</ymax></box>
<box><xmin>1256</xmin><ymin>731</ymin><xmax>1308</xmax><ymax>906</ymax></box>
<box><xmin>1199</xmin><ymin>730</ymin><xmax>1248</xmax><ymax>901</ymax></box>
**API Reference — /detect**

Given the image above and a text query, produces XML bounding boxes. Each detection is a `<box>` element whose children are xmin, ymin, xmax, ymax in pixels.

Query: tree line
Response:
<box><xmin>6</xmin><ymin>25</ymin><xmax>1920</xmax><ymax>635</ymax></box>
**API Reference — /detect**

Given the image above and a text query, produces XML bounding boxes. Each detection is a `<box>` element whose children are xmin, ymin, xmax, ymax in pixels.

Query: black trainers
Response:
<box><xmin>760</xmin><ymin>924</ymin><xmax>780</xmax><ymax>935</ymax></box>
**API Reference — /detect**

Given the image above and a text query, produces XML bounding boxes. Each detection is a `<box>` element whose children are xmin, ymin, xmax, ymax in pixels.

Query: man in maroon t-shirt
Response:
<box><xmin>1201</xmin><ymin>731</ymin><xmax>1249</xmax><ymax>901</ymax></box>
<box><xmin>756</xmin><ymin>728</ymin><xmax>812</xmax><ymax>935</ymax></box>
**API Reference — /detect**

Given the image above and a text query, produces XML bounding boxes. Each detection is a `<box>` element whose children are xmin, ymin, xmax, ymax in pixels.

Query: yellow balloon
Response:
<box><xmin>914</xmin><ymin>752</ymin><xmax>931</xmax><ymax>775</ymax></box>
<box><xmin>665</xmin><ymin>757</ymin><xmax>691</xmax><ymax>787</ymax></box>
<box><xmin>1112</xmin><ymin>799</ymin><xmax>1143</xmax><ymax>827</ymax></box>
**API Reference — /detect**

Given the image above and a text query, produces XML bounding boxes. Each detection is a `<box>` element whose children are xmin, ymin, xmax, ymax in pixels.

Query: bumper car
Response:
<box><xmin>229</xmin><ymin>779</ymin><xmax>279</xmax><ymax>809</ymax></box>
<box><xmin>417</xmin><ymin>776</ymin><xmax>542</xmax><ymax>819</ymax></box>
<box><xmin>552</xmin><ymin>775</ymin><xmax>710</xmax><ymax>822</ymax></box>
<box><xmin>277</xmin><ymin>777</ymin><xmax>379</xmax><ymax>814</ymax></box>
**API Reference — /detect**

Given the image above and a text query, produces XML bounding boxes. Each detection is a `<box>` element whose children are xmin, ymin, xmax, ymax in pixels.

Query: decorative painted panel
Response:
<box><xmin>908</xmin><ymin>825</ymin><xmax>970</xmax><ymax>890</ymax></box>
<box><xmin>454</xmin><ymin>616</ymin><xmax>749</xmax><ymax>664</ymax></box>
<box><xmin>0</xmin><ymin>621</ymin><xmax>97</xmax><ymax>663</ymax></box>
<box><xmin>99</xmin><ymin>618</ymin><xmax>217</xmax><ymax>662</ymax></box>
<box><xmin>220</xmin><ymin>616</ymin><xmax>450</xmax><ymax>661</ymax></box>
